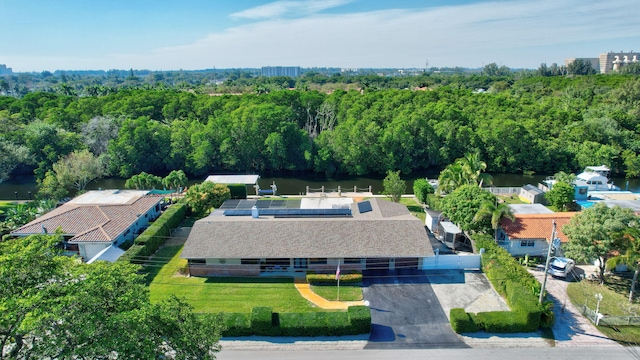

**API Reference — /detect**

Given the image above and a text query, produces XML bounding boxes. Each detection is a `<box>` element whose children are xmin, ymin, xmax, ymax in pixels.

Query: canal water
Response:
<box><xmin>2</xmin><ymin>173</ymin><xmax>640</xmax><ymax>201</ymax></box>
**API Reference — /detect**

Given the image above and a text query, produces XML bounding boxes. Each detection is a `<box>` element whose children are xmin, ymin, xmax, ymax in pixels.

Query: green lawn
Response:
<box><xmin>398</xmin><ymin>197</ymin><xmax>426</xmax><ymax>222</ymax></box>
<box><xmin>0</xmin><ymin>201</ymin><xmax>16</xmax><ymax>213</ymax></box>
<box><xmin>147</xmin><ymin>246</ymin><xmax>323</xmax><ymax>314</ymax></box>
<box><xmin>567</xmin><ymin>279</ymin><xmax>640</xmax><ymax>344</ymax></box>
<box><xmin>310</xmin><ymin>284</ymin><xmax>363</xmax><ymax>302</ymax></box>
<box><xmin>496</xmin><ymin>194</ymin><xmax>528</xmax><ymax>205</ymax></box>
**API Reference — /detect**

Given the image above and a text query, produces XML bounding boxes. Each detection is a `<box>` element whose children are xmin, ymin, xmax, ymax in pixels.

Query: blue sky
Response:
<box><xmin>1</xmin><ymin>0</ymin><xmax>639</xmax><ymax>71</ymax></box>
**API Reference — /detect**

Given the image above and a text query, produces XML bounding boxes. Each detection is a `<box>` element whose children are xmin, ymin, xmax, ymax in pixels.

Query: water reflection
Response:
<box><xmin>2</xmin><ymin>173</ymin><xmax>639</xmax><ymax>200</ymax></box>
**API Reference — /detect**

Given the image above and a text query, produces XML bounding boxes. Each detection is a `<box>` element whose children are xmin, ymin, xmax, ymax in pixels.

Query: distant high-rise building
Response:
<box><xmin>598</xmin><ymin>51</ymin><xmax>639</xmax><ymax>74</ymax></box>
<box><xmin>261</xmin><ymin>66</ymin><xmax>301</xmax><ymax>77</ymax></box>
<box><xmin>0</xmin><ymin>64</ymin><xmax>12</xmax><ymax>75</ymax></box>
<box><xmin>565</xmin><ymin>52</ymin><xmax>639</xmax><ymax>74</ymax></box>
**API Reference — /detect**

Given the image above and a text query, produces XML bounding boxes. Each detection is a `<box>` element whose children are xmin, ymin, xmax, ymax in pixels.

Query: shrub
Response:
<box><xmin>306</xmin><ymin>273</ymin><xmax>363</xmax><ymax>285</ymax></box>
<box><xmin>119</xmin><ymin>203</ymin><xmax>187</xmax><ymax>264</ymax></box>
<box><xmin>222</xmin><ymin>306</ymin><xmax>371</xmax><ymax>337</ymax></box>
<box><xmin>348</xmin><ymin>306</ymin><xmax>371</xmax><ymax>334</ymax></box>
<box><xmin>250</xmin><ymin>307</ymin><xmax>274</xmax><ymax>335</ymax></box>
<box><xmin>227</xmin><ymin>184</ymin><xmax>247</xmax><ymax>199</ymax></box>
<box><xmin>220</xmin><ymin>312</ymin><xmax>252</xmax><ymax>337</ymax></box>
<box><xmin>450</xmin><ymin>308</ymin><xmax>478</xmax><ymax>333</ymax></box>
<box><xmin>413</xmin><ymin>178</ymin><xmax>434</xmax><ymax>204</ymax></box>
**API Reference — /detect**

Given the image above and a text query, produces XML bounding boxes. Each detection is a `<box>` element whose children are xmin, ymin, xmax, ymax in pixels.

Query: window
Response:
<box><xmin>344</xmin><ymin>258</ymin><xmax>361</xmax><ymax>264</ymax></box>
<box><xmin>241</xmin><ymin>259</ymin><xmax>259</xmax><ymax>264</ymax></box>
<box><xmin>520</xmin><ymin>240</ymin><xmax>535</xmax><ymax>247</ymax></box>
<box><xmin>310</xmin><ymin>258</ymin><xmax>327</xmax><ymax>265</ymax></box>
<box><xmin>188</xmin><ymin>259</ymin><xmax>206</xmax><ymax>264</ymax></box>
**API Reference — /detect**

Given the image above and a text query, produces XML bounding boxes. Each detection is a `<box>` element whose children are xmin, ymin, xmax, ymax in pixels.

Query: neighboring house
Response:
<box><xmin>496</xmin><ymin>212</ymin><xmax>577</xmax><ymax>257</ymax></box>
<box><xmin>508</xmin><ymin>204</ymin><xmax>554</xmax><ymax>215</ymax></box>
<box><xmin>520</xmin><ymin>185</ymin><xmax>546</xmax><ymax>204</ymax></box>
<box><xmin>11</xmin><ymin>190</ymin><xmax>162</xmax><ymax>262</ymax></box>
<box><xmin>181</xmin><ymin>197</ymin><xmax>434</xmax><ymax>276</ymax></box>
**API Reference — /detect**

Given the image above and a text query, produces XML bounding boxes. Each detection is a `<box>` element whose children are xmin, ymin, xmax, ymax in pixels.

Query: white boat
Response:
<box><xmin>574</xmin><ymin>165</ymin><xmax>620</xmax><ymax>191</ymax></box>
<box><xmin>426</xmin><ymin>178</ymin><xmax>439</xmax><ymax>190</ymax></box>
<box><xmin>542</xmin><ymin>165</ymin><xmax>620</xmax><ymax>192</ymax></box>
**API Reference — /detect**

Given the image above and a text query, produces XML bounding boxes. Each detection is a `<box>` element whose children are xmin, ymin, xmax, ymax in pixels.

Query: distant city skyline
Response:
<box><xmin>1</xmin><ymin>0</ymin><xmax>639</xmax><ymax>72</ymax></box>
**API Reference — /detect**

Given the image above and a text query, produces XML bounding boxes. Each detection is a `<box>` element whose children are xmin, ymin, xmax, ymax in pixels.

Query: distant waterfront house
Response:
<box><xmin>181</xmin><ymin>197</ymin><xmax>434</xmax><ymax>276</ymax></box>
<box><xmin>11</xmin><ymin>190</ymin><xmax>162</xmax><ymax>262</ymax></box>
<box><xmin>496</xmin><ymin>212</ymin><xmax>576</xmax><ymax>257</ymax></box>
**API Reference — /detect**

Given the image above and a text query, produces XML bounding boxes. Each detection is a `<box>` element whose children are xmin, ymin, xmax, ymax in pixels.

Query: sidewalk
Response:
<box><xmin>294</xmin><ymin>281</ymin><xmax>365</xmax><ymax>310</ymax></box>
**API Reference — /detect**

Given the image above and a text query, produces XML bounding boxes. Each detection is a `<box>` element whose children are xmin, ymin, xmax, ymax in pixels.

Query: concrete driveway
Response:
<box><xmin>363</xmin><ymin>269</ymin><xmax>511</xmax><ymax>349</ymax></box>
<box><xmin>528</xmin><ymin>265</ymin><xmax>621</xmax><ymax>347</ymax></box>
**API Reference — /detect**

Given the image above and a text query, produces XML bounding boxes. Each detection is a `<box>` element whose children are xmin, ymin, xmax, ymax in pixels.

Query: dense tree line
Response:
<box><xmin>1</xmin><ymin>74</ymin><xmax>640</xmax><ymax>187</ymax></box>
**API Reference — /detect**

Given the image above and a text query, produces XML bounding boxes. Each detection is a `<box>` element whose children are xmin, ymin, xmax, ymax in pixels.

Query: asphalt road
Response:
<box><xmin>362</xmin><ymin>269</ymin><xmax>468</xmax><ymax>349</ymax></box>
<box><xmin>217</xmin><ymin>346</ymin><xmax>640</xmax><ymax>360</ymax></box>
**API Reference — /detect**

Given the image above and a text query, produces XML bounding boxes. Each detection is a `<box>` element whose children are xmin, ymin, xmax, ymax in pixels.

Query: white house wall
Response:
<box><xmin>80</xmin><ymin>243</ymin><xmax>111</xmax><ymax>261</ymax></box>
<box><xmin>498</xmin><ymin>239</ymin><xmax>548</xmax><ymax>257</ymax></box>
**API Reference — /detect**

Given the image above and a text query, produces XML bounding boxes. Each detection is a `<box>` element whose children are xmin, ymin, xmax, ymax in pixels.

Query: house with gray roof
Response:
<box><xmin>181</xmin><ymin>197</ymin><xmax>433</xmax><ymax>276</ymax></box>
<box><xmin>11</xmin><ymin>190</ymin><xmax>162</xmax><ymax>262</ymax></box>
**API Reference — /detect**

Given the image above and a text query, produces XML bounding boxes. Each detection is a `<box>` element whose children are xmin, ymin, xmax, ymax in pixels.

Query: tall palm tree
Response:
<box><xmin>473</xmin><ymin>198</ymin><xmax>515</xmax><ymax>239</ymax></box>
<box><xmin>436</xmin><ymin>163</ymin><xmax>465</xmax><ymax>195</ymax></box>
<box><xmin>607</xmin><ymin>226</ymin><xmax>640</xmax><ymax>303</ymax></box>
<box><xmin>457</xmin><ymin>152</ymin><xmax>493</xmax><ymax>187</ymax></box>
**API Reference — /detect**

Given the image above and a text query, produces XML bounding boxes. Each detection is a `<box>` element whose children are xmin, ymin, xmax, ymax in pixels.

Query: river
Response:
<box><xmin>2</xmin><ymin>173</ymin><xmax>640</xmax><ymax>201</ymax></box>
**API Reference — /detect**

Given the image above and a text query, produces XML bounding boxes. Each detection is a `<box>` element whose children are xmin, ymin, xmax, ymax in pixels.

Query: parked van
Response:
<box><xmin>549</xmin><ymin>257</ymin><xmax>575</xmax><ymax>278</ymax></box>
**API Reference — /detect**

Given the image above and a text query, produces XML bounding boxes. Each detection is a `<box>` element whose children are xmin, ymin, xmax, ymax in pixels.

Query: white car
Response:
<box><xmin>549</xmin><ymin>257</ymin><xmax>575</xmax><ymax>278</ymax></box>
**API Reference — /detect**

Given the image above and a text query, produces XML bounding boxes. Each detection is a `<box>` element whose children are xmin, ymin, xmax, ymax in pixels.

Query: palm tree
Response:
<box><xmin>473</xmin><ymin>198</ymin><xmax>515</xmax><ymax>239</ymax></box>
<box><xmin>607</xmin><ymin>226</ymin><xmax>640</xmax><ymax>303</ymax></box>
<box><xmin>436</xmin><ymin>163</ymin><xmax>465</xmax><ymax>195</ymax></box>
<box><xmin>457</xmin><ymin>152</ymin><xmax>493</xmax><ymax>187</ymax></box>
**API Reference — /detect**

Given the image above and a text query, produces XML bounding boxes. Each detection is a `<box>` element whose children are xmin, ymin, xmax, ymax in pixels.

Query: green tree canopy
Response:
<box><xmin>184</xmin><ymin>181</ymin><xmax>231</xmax><ymax>217</ymax></box>
<box><xmin>473</xmin><ymin>198</ymin><xmax>515</xmax><ymax>237</ymax></box>
<box><xmin>413</xmin><ymin>178</ymin><xmax>434</xmax><ymax>204</ymax></box>
<box><xmin>382</xmin><ymin>170</ymin><xmax>406</xmax><ymax>202</ymax></box>
<box><xmin>0</xmin><ymin>234</ymin><xmax>222</xmax><ymax>358</ymax></box>
<box><xmin>52</xmin><ymin>149</ymin><xmax>109</xmax><ymax>194</ymax></box>
<box><xmin>563</xmin><ymin>203</ymin><xmax>637</xmax><ymax>283</ymax></box>
<box><xmin>545</xmin><ymin>181</ymin><xmax>575</xmax><ymax>211</ymax></box>
<box><xmin>439</xmin><ymin>185</ymin><xmax>495</xmax><ymax>233</ymax></box>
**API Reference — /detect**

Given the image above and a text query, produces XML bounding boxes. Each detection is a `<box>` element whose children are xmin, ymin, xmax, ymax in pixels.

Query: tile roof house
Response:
<box><xmin>181</xmin><ymin>197</ymin><xmax>434</xmax><ymax>276</ymax></box>
<box><xmin>497</xmin><ymin>212</ymin><xmax>577</xmax><ymax>257</ymax></box>
<box><xmin>11</xmin><ymin>190</ymin><xmax>163</xmax><ymax>262</ymax></box>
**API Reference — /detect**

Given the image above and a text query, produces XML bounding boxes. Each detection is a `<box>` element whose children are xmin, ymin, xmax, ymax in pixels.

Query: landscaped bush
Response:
<box><xmin>119</xmin><ymin>203</ymin><xmax>187</xmax><ymax>264</ymax></box>
<box><xmin>250</xmin><ymin>307</ymin><xmax>274</xmax><ymax>335</ymax></box>
<box><xmin>448</xmin><ymin>234</ymin><xmax>548</xmax><ymax>334</ymax></box>
<box><xmin>227</xmin><ymin>184</ymin><xmax>247</xmax><ymax>199</ymax></box>
<box><xmin>348</xmin><ymin>305</ymin><xmax>372</xmax><ymax>334</ymax></box>
<box><xmin>279</xmin><ymin>312</ymin><xmax>351</xmax><ymax>337</ymax></box>
<box><xmin>449</xmin><ymin>308</ymin><xmax>478</xmax><ymax>333</ymax></box>
<box><xmin>306</xmin><ymin>273</ymin><xmax>363</xmax><ymax>284</ymax></box>
<box><xmin>226</xmin><ymin>306</ymin><xmax>371</xmax><ymax>337</ymax></box>
<box><xmin>220</xmin><ymin>313</ymin><xmax>252</xmax><ymax>337</ymax></box>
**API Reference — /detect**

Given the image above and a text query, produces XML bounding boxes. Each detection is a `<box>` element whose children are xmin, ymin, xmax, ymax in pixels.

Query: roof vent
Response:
<box><xmin>251</xmin><ymin>206</ymin><xmax>259</xmax><ymax>218</ymax></box>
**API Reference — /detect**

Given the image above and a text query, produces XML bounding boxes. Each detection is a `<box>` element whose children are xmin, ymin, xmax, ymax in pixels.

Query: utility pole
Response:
<box><xmin>539</xmin><ymin>220</ymin><xmax>557</xmax><ymax>304</ymax></box>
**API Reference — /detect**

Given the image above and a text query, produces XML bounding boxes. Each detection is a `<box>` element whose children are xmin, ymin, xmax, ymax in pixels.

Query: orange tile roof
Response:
<box><xmin>11</xmin><ymin>196</ymin><xmax>161</xmax><ymax>243</ymax></box>
<box><xmin>499</xmin><ymin>212</ymin><xmax>578</xmax><ymax>243</ymax></box>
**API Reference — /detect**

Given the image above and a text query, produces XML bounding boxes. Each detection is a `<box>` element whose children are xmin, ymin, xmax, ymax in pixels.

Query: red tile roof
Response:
<box><xmin>499</xmin><ymin>213</ymin><xmax>578</xmax><ymax>243</ymax></box>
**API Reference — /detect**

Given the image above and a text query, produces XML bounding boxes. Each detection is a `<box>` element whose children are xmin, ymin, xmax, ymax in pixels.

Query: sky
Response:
<box><xmin>1</xmin><ymin>0</ymin><xmax>639</xmax><ymax>72</ymax></box>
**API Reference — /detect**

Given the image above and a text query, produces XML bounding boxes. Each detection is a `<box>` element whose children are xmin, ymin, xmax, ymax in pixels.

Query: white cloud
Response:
<box><xmin>9</xmin><ymin>0</ymin><xmax>639</xmax><ymax>71</ymax></box>
<box><xmin>230</xmin><ymin>0</ymin><xmax>353</xmax><ymax>20</ymax></box>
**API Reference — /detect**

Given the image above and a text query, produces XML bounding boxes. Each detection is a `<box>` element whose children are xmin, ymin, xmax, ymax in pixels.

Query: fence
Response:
<box><xmin>580</xmin><ymin>305</ymin><xmax>640</xmax><ymax>326</ymax></box>
<box><xmin>483</xmin><ymin>187</ymin><xmax>522</xmax><ymax>195</ymax></box>
<box><xmin>421</xmin><ymin>254</ymin><xmax>481</xmax><ymax>270</ymax></box>
<box><xmin>305</xmin><ymin>185</ymin><xmax>373</xmax><ymax>195</ymax></box>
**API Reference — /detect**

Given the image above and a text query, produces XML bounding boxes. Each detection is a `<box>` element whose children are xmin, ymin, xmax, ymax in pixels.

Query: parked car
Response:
<box><xmin>549</xmin><ymin>257</ymin><xmax>575</xmax><ymax>278</ymax></box>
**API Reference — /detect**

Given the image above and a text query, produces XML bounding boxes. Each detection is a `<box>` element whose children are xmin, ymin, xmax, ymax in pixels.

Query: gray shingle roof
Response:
<box><xmin>181</xmin><ymin>198</ymin><xmax>433</xmax><ymax>259</ymax></box>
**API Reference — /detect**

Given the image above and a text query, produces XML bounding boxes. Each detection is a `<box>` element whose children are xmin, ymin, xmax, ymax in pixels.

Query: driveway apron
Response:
<box><xmin>362</xmin><ymin>269</ymin><xmax>468</xmax><ymax>349</ymax></box>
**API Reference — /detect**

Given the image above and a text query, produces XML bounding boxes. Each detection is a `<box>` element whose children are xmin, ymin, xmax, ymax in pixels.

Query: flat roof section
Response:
<box><xmin>205</xmin><ymin>175</ymin><xmax>260</xmax><ymax>185</ymax></box>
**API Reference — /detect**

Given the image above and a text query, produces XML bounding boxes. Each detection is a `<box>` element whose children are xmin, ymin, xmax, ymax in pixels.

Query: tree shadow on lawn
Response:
<box><xmin>143</xmin><ymin>245</ymin><xmax>183</xmax><ymax>286</ymax></box>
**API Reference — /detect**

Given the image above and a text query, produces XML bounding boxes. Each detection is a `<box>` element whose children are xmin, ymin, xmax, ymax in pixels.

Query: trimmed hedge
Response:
<box><xmin>450</xmin><ymin>308</ymin><xmax>478</xmax><ymax>333</ymax></box>
<box><xmin>220</xmin><ymin>306</ymin><xmax>371</xmax><ymax>337</ymax></box>
<box><xmin>119</xmin><ymin>202</ymin><xmax>187</xmax><ymax>264</ymax></box>
<box><xmin>306</xmin><ymin>273</ymin><xmax>363</xmax><ymax>285</ymax></box>
<box><xmin>220</xmin><ymin>313</ymin><xmax>252</xmax><ymax>337</ymax></box>
<box><xmin>250</xmin><ymin>307</ymin><xmax>274</xmax><ymax>335</ymax></box>
<box><xmin>228</xmin><ymin>184</ymin><xmax>248</xmax><ymax>199</ymax></box>
<box><xmin>449</xmin><ymin>234</ymin><xmax>548</xmax><ymax>334</ymax></box>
